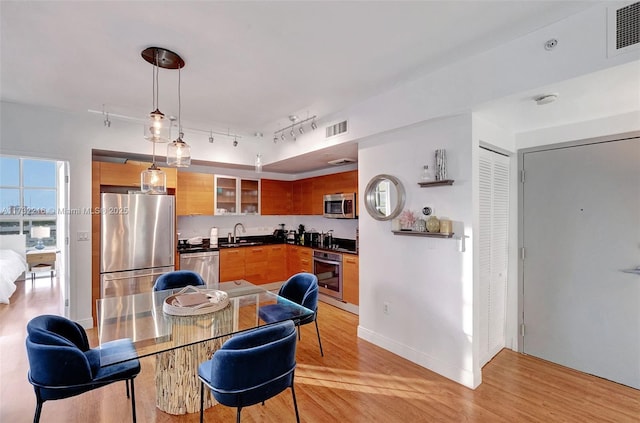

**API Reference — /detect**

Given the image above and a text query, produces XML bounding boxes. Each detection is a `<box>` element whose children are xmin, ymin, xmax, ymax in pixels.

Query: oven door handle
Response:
<box><xmin>314</xmin><ymin>257</ymin><xmax>342</xmax><ymax>266</ymax></box>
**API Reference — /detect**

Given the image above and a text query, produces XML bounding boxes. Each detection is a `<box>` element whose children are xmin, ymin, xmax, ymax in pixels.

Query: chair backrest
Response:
<box><xmin>153</xmin><ymin>270</ymin><xmax>206</xmax><ymax>291</ymax></box>
<box><xmin>278</xmin><ymin>272</ymin><xmax>319</xmax><ymax>311</ymax></box>
<box><xmin>206</xmin><ymin>320</ymin><xmax>297</xmax><ymax>407</ymax></box>
<box><xmin>25</xmin><ymin>315</ymin><xmax>97</xmax><ymax>387</ymax></box>
<box><xmin>27</xmin><ymin>314</ymin><xmax>90</xmax><ymax>351</ymax></box>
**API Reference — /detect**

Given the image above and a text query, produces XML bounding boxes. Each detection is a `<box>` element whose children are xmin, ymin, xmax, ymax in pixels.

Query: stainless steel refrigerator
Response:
<box><xmin>100</xmin><ymin>193</ymin><xmax>175</xmax><ymax>297</ymax></box>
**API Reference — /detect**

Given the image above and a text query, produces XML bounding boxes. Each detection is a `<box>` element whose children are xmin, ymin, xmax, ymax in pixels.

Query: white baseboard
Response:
<box><xmin>357</xmin><ymin>325</ymin><xmax>481</xmax><ymax>389</ymax></box>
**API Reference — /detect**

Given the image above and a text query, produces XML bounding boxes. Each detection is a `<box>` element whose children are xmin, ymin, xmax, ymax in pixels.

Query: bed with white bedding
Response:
<box><xmin>0</xmin><ymin>234</ymin><xmax>27</xmax><ymax>304</ymax></box>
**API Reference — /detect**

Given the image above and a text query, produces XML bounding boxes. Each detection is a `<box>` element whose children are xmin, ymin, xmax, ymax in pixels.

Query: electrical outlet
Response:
<box><xmin>77</xmin><ymin>231</ymin><xmax>89</xmax><ymax>241</ymax></box>
<box><xmin>383</xmin><ymin>302</ymin><xmax>390</xmax><ymax>315</ymax></box>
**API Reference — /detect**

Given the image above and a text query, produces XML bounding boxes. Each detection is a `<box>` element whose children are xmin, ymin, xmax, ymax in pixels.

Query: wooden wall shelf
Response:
<box><xmin>417</xmin><ymin>179</ymin><xmax>454</xmax><ymax>187</ymax></box>
<box><xmin>392</xmin><ymin>230</ymin><xmax>454</xmax><ymax>238</ymax></box>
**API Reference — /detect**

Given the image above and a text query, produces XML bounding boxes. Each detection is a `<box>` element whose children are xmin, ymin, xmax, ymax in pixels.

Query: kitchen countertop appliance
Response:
<box><xmin>100</xmin><ymin>193</ymin><xmax>175</xmax><ymax>297</ymax></box>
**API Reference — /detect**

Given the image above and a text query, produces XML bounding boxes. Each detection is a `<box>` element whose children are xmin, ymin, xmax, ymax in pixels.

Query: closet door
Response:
<box><xmin>479</xmin><ymin>147</ymin><xmax>510</xmax><ymax>366</ymax></box>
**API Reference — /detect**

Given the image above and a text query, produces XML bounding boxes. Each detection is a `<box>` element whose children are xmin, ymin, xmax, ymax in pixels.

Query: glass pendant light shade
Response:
<box><xmin>255</xmin><ymin>154</ymin><xmax>262</xmax><ymax>173</ymax></box>
<box><xmin>167</xmin><ymin>135</ymin><xmax>191</xmax><ymax>167</ymax></box>
<box><xmin>144</xmin><ymin>109</ymin><xmax>171</xmax><ymax>142</ymax></box>
<box><xmin>141</xmin><ymin>163</ymin><xmax>167</xmax><ymax>194</ymax></box>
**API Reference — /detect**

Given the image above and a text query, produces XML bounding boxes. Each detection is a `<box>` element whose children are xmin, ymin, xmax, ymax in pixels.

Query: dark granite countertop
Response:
<box><xmin>177</xmin><ymin>235</ymin><xmax>357</xmax><ymax>255</ymax></box>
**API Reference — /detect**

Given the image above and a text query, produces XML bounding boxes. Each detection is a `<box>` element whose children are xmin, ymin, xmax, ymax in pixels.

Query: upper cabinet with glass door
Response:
<box><xmin>214</xmin><ymin>176</ymin><xmax>260</xmax><ymax>215</ymax></box>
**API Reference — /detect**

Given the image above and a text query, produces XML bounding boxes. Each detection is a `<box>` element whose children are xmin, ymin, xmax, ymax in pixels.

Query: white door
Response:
<box><xmin>479</xmin><ymin>148</ymin><xmax>510</xmax><ymax>366</ymax></box>
<box><xmin>522</xmin><ymin>137</ymin><xmax>640</xmax><ymax>389</ymax></box>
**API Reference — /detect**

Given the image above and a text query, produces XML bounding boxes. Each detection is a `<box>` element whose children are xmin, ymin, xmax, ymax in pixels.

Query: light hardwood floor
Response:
<box><xmin>1</xmin><ymin>277</ymin><xmax>638</xmax><ymax>422</ymax></box>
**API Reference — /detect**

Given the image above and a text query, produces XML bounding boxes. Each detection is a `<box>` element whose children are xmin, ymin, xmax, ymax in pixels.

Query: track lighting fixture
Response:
<box><xmin>273</xmin><ymin>134</ymin><xmax>278</xmax><ymax>143</ymax></box>
<box><xmin>209</xmin><ymin>131</ymin><xmax>214</xmax><ymax>143</ymax></box>
<box><xmin>233</xmin><ymin>136</ymin><xmax>238</xmax><ymax>147</ymax></box>
<box><xmin>273</xmin><ymin>114</ymin><xmax>317</xmax><ymax>141</ymax></box>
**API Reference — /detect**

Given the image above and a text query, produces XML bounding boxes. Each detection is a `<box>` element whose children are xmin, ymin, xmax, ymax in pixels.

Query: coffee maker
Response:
<box><xmin>273</xmin><ymin>223</ymin><xmax>286</xmax><ymax>242</ymax></box>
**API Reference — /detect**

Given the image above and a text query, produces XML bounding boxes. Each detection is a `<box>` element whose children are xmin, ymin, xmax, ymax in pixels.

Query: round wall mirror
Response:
<box><xmin>364</xmin><ymin>174</ymin><xmax>406</xmax><ymax>221</ymax></box>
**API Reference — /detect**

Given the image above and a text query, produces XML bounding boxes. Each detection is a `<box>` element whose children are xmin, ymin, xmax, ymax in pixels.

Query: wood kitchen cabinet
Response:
<box><xmin>176</xmin><ymin>172</ymin><xmax>214</xmax><ymax>215</ymax></box>
<box><xmin>220</xmin><ymin>248</ymin><xmax>245</xmax><ymax>282</ymax></box>
<box><xmin>342</xmin><ymin>254</ymin><xmax>359</xmax><ymax>305</ymax></box>
<box><xmin>221</xmin><ymin>245</ymin><xmax>287</xmax><ymax>285</ymax></box>
<box><xmin>260</xmin><ymin>179</ymin><xmax>293</xmax><ymax>215</ymax></box>
<box><xmin>97</xmin><ymin>161</ymin><xmax>177</xmax><ymax>189</ymax></box>
<box><xmin>292</xmin><ymin>179</ymin><xmax>313</xmax><ymax>215</ymax></box>
<box><xmin>287</xmin><ymin>245</ymin><xmax>312</xmax><ymax>277</ymax></box>
<box><xmin>214</xmin><ymin>176</ymin><xmax>260</xmax><ymax>215</ymax></box>
<box><xmin>267</xmin><ymin>244</ymin><xmax>287</xmax><ymax>282</ymax></box>
<box><xmin>244</xmin><ymin>245</ymin><xmax>269</xmax><ymax>284</ymax></box>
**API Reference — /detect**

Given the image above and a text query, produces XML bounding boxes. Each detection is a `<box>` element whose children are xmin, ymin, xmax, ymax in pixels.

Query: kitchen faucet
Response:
<box><xmin>233</xmin><ymin>223</ymin><xmax>246</xmax><ymax>243</ymax></box>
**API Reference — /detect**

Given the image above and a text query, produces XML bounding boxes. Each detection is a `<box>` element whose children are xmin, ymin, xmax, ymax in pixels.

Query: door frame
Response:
<box><xmin>516</xmin><ymin>130</ymin><xmax>640</xmax><ymax>352</ymax></box>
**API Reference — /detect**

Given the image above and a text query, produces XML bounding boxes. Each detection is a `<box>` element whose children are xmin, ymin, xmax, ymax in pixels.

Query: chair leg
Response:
<box><xmin>315</xmin><ymin>318</ymin><xmax>324</xmax><ymax>356</ymax></box>
<box><xmin>33</xmin><ymin>388</ymin><xmax>43</xmax><ymax>423</ymax></box>
<box><xmin>236</xmin><ymin>406</ymin><xmax>242</xmax><ymax>423</ymax></box>
<box><xmin>200</xmin><ymin>381</ymin><xmax>205</xmax><ymax>423</ymax></box>
<box><xmin>296</xmin><ymin>322</ymin><xmax>301</xmax><ymax>340</ymax></box>
<box><xmin>33</xmin><ymin>400</ymin><xmax>43</xmax><ymax>423</ymax></box>
<box><xmin>130</xmin><ymin>378</ymin><xmax>137</xmax><ymax>423</ymax></box>
<box><xmin>126</xmin><ymin>379</ymin><xmax>130</xmax><ymax>398</ymax></box>
<box><xmin>291</xmin><ymin>384</ymin><xmax>300</xmax><ymax>423</ymax></box>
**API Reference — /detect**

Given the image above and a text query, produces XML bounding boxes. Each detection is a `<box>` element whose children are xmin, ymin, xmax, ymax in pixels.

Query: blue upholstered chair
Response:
<box><xmin>25</xmin><ymin>314</ymin><xmax>141</xmax><ymax>423</ymax></box>
<box><xmin>153</xmin><ymin>270</ymin><xmax>206</xmax><ymax>291</ymax></box>
<box><xmin>258</xmin><ymin>272</ymin><xmax>324</xmax><ymax>356</ymax></box>
<box><xmin>198</xmin><ymin>320</ymin><xmax>300</xmax><ymax>423</ymax></box>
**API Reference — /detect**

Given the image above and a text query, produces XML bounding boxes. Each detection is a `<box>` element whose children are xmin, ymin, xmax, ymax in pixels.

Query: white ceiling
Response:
<box><xmin>4</xmin><ymin>0</ymin><xmax>630</xmax><ymax>173</ymax></box>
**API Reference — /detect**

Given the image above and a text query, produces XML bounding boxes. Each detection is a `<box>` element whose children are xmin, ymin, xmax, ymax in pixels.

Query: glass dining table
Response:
<box><xmin>96</xmin><ymin>280</ymin><xmax>312</xmax><ymax>415</ymax></box>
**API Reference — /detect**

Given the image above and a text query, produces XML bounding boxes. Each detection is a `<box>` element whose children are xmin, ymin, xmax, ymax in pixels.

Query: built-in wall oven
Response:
<box><xmin>313</xmin><ymin>250</ymin><xmax>342</xmax><ymax>300</ymax></box>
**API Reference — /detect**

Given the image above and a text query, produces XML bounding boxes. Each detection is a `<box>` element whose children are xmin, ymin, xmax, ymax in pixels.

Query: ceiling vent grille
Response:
<box><xmin>326</xmin><ymin>120</ymin><xmax>348</xmax><ymax>138</ymax></box>
<box><xmin>608</xmin><ymin>2</ymin><xmax>640</xmax><ymax>56</ymax></box>
<box><xmin>328</xmin><ymin>158</ymin><xmax>356</xmax><ymax>166</ymax></box>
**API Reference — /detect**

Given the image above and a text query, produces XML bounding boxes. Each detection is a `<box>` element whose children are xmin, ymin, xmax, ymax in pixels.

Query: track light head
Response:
<box><xmin>298</xmin><ymin>125</ymin><xmax>304</xmax><ymax>134</ymax></box>
<box><xmin>233</xmin><ymin>137</ymin><xmax>238</xmax><ymax>147</ymax></box>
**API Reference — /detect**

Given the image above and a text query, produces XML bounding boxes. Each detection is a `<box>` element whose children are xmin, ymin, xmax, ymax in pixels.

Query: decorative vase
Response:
<box><xmin>413</xmin><ymin>219</ymin><xmax>426</xmax><ymax>232</ymax></box>
<box><xmin>426</xmin><ymin>215</ymin><xmax>440</xmax><ymax>233</ymax></box>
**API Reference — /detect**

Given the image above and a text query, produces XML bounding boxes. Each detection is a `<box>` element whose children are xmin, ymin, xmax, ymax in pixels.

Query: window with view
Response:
<box><xmin>0</xmin><ymin>156</ymin><xmax>58</xmax><ymax>248</ymax></box>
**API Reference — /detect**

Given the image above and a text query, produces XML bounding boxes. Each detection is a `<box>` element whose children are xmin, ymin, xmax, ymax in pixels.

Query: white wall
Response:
<box><xmin>358</xmin><ymin>114</ymin><xmax>478</xmax><ymax>388</ymax></box>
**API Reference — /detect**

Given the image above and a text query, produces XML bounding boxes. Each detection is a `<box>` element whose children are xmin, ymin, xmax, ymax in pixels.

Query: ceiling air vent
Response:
<box><xmin>328</xmin><ymin>158</ymin><xmax>356</xmax><ymax>166</ymax></box>
<box><xmin>608</xmin><ymin>1</ymin><xmax>640</xmax><ymax>56</ymax></box>
<box><xmin>326</xmin><ymin>120</ymin><xmax>348</xmax><ymax>138</ymax></box>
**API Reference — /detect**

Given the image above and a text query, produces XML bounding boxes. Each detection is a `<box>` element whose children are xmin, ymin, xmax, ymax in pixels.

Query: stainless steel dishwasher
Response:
<box><xmin>179</xmin><ymin>250</ymin><xmax>220</xmax><ymax>289</ymax></box>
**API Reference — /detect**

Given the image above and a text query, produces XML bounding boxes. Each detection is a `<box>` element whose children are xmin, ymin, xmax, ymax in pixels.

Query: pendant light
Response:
<box><xmin>141</xmin><ymin>138</ymin><xmax>167</xmax><ymax>194</ymax></box>
<box><xmin>255</xmin><ymin>154</ymin><xmax>263</xmax><ymax>173</ymax></box>
<box><xmin>140</xmin><ymin>47</ymin><xmax>184</xmax><ymax>193</ymax></box>
<box><xmin>142</xmin><ymin>47</ymin><xmax>177</xmax><ymax>143</ymax></box>
<box><xmin>167</xmin><ymin>64</ymin><xmax>191</xmax><ymax>167</ymax></box>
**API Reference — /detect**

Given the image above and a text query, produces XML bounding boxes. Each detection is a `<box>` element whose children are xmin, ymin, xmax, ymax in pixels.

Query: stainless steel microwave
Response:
<box><xmin>323</xmin><ymin>193</ymin><xmax>356</xmax><ymax>219</ymax></box>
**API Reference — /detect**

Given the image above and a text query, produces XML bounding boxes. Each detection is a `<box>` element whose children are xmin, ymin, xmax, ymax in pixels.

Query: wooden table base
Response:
<box><xmin>155</xmin><ymin>304</ymin><xmax>233</xmax><ymax>415</ymax></box>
